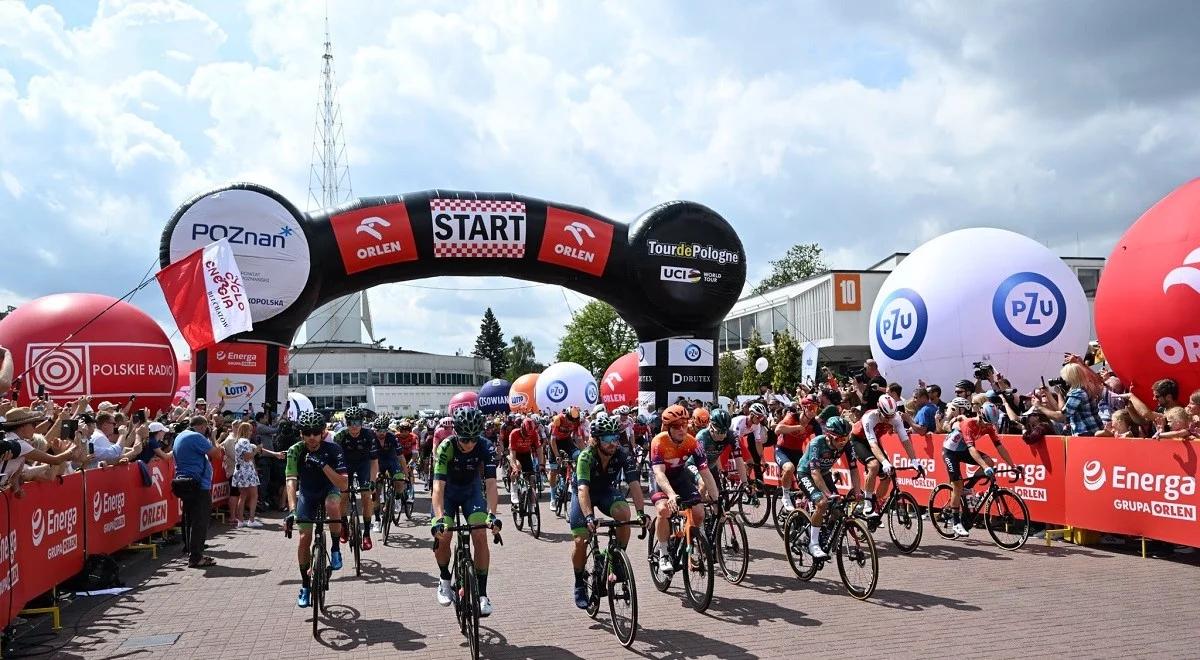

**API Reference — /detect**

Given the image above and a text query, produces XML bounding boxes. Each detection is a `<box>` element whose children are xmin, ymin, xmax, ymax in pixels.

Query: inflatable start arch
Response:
<box><xmin>159</xmin><ymin>184</ymin><xmax>747</xmax><ymax>412</ymax></box>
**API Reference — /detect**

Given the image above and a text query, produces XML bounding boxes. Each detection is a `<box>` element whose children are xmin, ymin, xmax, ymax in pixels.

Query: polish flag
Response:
<box><xmin>156</xmin><ymin>238</ymin><xmax>253</xmax><ymax>351</ymax></box>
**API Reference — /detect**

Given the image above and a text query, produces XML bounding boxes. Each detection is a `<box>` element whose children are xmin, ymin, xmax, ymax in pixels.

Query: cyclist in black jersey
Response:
<box><xmin>694</xmin><ymin>410</ymin><xmax>747</xmax><ymax>486</ymax></box>
<box><xmin>332</xmin><ymin>407</ymin><xmax>379</xmax><ymax>550</ymax></box>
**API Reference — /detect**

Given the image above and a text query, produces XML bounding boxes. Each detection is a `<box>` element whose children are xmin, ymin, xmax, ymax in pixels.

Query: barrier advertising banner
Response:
<box><xmin>9</xmin><ymin>476</ymin><xmax>86</xmax><ymax>623</ymax></box>
<box><xmin>1065</xmin><ymin>437</ymin><xmax>1199</xmax><ymax>547</ymax></box>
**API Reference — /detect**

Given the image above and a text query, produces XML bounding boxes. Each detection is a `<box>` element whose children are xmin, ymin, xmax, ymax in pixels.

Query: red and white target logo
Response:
<box><xmin>28</xmin><ymin>345</ymin><xmax>87</xmax><ymax>395</ymax></box>
<box><xmin>24</xmin><ymin>342</ymin><xmax>175</xmax><ymax>400</ymax></box>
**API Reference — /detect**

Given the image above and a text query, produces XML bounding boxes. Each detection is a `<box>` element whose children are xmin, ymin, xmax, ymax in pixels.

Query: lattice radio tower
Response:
<box><xmin>304</xmin><ymin>10</ymin><xmax>374</xmax><ymax>344</ymax></box>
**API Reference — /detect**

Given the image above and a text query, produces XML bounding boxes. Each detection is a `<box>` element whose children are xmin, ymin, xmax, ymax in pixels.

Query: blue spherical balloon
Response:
<box><xmin>477</xmin><ymin>378</ymin><xmax>512</xmax><ymax>413</ymax></box>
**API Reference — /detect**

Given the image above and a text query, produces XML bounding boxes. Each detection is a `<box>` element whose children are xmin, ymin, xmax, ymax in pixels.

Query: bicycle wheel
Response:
<box><xmin>381</xmin><ymin>491</ymin><xmax>394</xmax><ymax>545</ymax></box>
<box><xmin>738</xmin><ymin>488</ymin><xmax>771</xmax><ymax>528</ymax></box>
<box><xmin>530</xmin><ymin>492</ymin><xmax>541</xmax><ymax>539</ymax></box>
<box><xmin>772</xmin><ymin>495</ymin><xmax>788</xmax><ymax>539</ymax></box>
<box><xmin>682</xmin><ymin>530</ymin><xmax>714</xmax><ymax>613</ymax></box>
<box><xmin>783</xmin><ymin>510</ymin><xmax>819</xmax><ymax>581</ymax></box>
<box><xmin>887</xmin><ymin>492</ymin><xmax>923</xmax><ymax>554</ymax></box>
<box><xmin>985</xmin><ymin>488</ymin><xmax>1030</xmax><ymax>550</ymax></box>
<box><xmin>464</xmin><ymin>568</ymin><xmax>480</xmax><ymax>660</ymax></box>
<box><xmin>584</xmin><ymin>546</ymin><xmax>602</xmax><ymax>618</ymax></box>
<box><xmin>715</xmin><ymin>514</ymin><xmax>749</xmax><ymax>585</ymax></box>
<box><xmin>647</xmin><ymin>527</ymin><xmax>672</xmax><ymax>592</ymax></box>
<box><xmin>607</xmin><ymin>548</ymin><xmax>638</xmax><ymax>648</ymax></box>
<box><xmin>927</xmin><ymin>484</ymin><xmax>957</xmax><ymax>540</ymax></box>
<box><xmin>513</xmin><ymin>485</ymin><xmax>525</xmax><ymax>531</ymax></box>
<box><xmin>836</xmin><ymin>518</ymin><xmax>878</xmax><ymax>600</ymax></box>
<box><xmin>350</xmin><ymin>515</ymin><xmax>362</xmax><ymax>577</ymax></box>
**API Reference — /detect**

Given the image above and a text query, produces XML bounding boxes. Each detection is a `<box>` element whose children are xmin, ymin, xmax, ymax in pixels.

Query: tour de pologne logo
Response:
<box><xmin>874</xmin><ymin>288</ymin><xmax>928</xmax><ymax>361</ymax></box>
<box><xmin>991</xmin><ymin>272</ymin><xmax>1067</xmax><ymax>348</ymax></box>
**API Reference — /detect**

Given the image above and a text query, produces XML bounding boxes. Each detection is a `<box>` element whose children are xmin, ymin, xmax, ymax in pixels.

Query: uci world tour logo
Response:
<box><xmin>874</xmin><ymin>288</ymin><xmax>928</xmax><ymax>361</ymax></box>
<box><xmin>992</xmin><ymin>272</ymin><xmax>1067</xmax><ymax>348</ymax></box>
<box><xmin>547</xmin><ymin>380</ymin><xmax>568</xmax><ymax>404</ymax></box>
<box><xmin>1082</xmin><ymin>460</ymin><xmax>1106</xmax><ymax>491</ymax></box>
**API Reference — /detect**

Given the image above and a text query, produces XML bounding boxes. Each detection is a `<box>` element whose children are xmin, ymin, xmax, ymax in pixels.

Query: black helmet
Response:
<box><xmin>592</xmin><ymin>416</ymin><xmax>621</xmax><ymax>437</ymax></box>
<box><xmin>709</xmin><ymin>409</ymin><xmax>732</xmax><ymax>433</ymax></box>
<box><xmin>344</xmin><ymin>406</ymin><xmax>365</xmax><ymax>424</ymax></box>
<box><xmin>298</xmin><ymin>411</ymin><xmax>325</xmax><ymax>434</ymax></box>
<box><xmin>453</xmin><ymin>407</ymin><xmax>486</xmax><ymax>439</ymax></box>
<box><xmin>372</xmin><ymin>415</ymin><xmax>391</xmax><ymax>431</ymax></box>
<box><xmin>824</xmin><ymin>416</ymin><xmax>852</xmax><ymax>437</ymax></box>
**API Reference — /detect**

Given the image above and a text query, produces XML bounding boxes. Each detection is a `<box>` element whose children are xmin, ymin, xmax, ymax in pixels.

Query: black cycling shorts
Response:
<box><xmin>942</xmin><ymin>447</ymin><xmax>973</xmax><ymax>482</ymax></box>
<box><xmin>850</xmin><ymin>436</ymin><xmax>881</xmax><ymax>465</ymax></box>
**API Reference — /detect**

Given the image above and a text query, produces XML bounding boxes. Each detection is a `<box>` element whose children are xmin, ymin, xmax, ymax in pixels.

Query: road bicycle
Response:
<box><xmin>928</xmin><ymin>466</ymin><xmax>1030</xmax><ymax>550</ymax></box>
<box><xmin>433</xmin><ymin>516</ymin><xmax>502</xmax><ymax>660</ymax></box>
<box><xmin>343</xmin><ymin>472</ymin><xmax>372</xmax><ymax>577</ymax></box>
<box><xmin>553</xmin><ymin>450</ymin><xmax>575</xmax><ymax>518</ymax></box>
<box><xmin>703</xmin><ymin>471</ymin><xmax>749</xmax><ymax>584</ymax></box>
<box><xmin>510</xmin><ymin>467</ymin><xmax>542</xmax><ymax>539</ymax></box>
<box><xmin>865</xmin><ymin>465</ymin><xmax>926</xmax><ymax>554</ymax></box>
<box><xmin>285</xmin><ymin>510</ymin><xmax>333</xmax><ymax>639</ymax></box>
<box><xmin>783</xmin><ymin>493</ymin><xmax>879</xmax><ymax>600</ymax></box>
<box><xmin>647</xmin><ymin>495</ymin><xmax>715</xmax><ymax>613</ymax></box>
<box><xmin>582</xmin><ymin>518</ymin><xmax>646</xmax><ymax>648</ymax></box>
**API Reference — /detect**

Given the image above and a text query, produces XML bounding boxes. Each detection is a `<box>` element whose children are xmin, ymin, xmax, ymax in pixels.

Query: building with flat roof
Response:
<box><xmin>721</xmin><ymin>252</ymin><xmax>1104</xmax><ymax>373</ymax></box>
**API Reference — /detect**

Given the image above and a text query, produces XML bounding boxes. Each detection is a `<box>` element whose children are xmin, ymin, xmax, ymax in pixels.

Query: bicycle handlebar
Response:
<box><xmin>896</xmin><ymin>465</ymin><xmax>927</xmax><ymax>479</ymax></box>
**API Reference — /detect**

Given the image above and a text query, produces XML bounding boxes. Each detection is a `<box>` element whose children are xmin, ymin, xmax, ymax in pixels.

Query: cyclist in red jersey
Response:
<box><xmin>507</xmin><ymin>417</ymin><xmax>543</xmax><ymax>504</ymax></box>
<box><xmin>649</xmin><ymin>405</ymin><xmax>718</xmax><ymax>574</ymax></box>
<box><xmin>549</xmin><ymin>407</ymin><xmax>583</xmax><ymax>505</ymax></box>
<box><xmin>773</xmin><ymin>398</ymin><xmax>824</xmax><ymax>512</ymax></box>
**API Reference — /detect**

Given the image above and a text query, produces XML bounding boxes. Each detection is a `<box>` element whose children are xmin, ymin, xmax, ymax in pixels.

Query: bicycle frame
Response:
<box><xmin>957</xmin><ymin>467</ymin><xmax>1022</xmax><ymax>525</ymax></box>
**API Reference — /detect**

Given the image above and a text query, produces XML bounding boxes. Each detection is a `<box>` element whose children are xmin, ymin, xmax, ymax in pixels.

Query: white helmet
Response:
<box><xmin>877</xmin><ymin>394</ymin><xmax>899</xmax><ymax>417</ymax></box>
<box><xmin>748</xmin><ymin>403</ymin><xmax>768</xmax><ymax>418</ymax></box>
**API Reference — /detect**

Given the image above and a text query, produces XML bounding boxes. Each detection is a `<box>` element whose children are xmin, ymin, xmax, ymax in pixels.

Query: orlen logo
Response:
<box><xmin>330</xmin><ymin>204</ymin><xmax>419</xmax><ymax>275</ymax></box>
<box><xmin>1162</xmin><ymin>246</ymin><xmax>1200</xmax><ymax>295</ymax></box>
<box><xmin>603</xmin><ymin>372</ymin><xmax>624</xmax><ymax>392</ymax></box>
<box><xmin>1155</xmin><ymin>246</ymin><xmax>1200</xmax><ymax>365</ymax></box>
<box><xmin>538</xmin><ymin>208</ymin><xmax>614</xmax><ymax>277</ymax></box>
<box><xmin>660</xmin><ymin>266</ymin><xmax>701</xmax><ymax>284</ymax></box>
<box><xmin>874</xmin><ymin>288</ymin><xmax>928</xmax><ymax>361</ymax></box>
<box><xmin>1082</xmin><ymin>460</ymin><xmax>1106</xmax><ymax>491</ymax></box>
<box><xmin>991</xmin><ymin>272</ymin><xmax>1067</xmax><ymax>348</ymax></box>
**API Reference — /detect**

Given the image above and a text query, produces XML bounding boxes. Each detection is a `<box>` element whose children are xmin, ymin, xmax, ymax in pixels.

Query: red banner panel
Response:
<box><xmin>9</xmin><ymin>475</ymin><xmax>86</xmax><ymax>621</ymax></box>
<box><xmin>84</xmin><ymin>463</ymin><xmax>142</xmax><ymax>555</ymax></box>
<box><xmin>1066</xmin><ymin>436</ymin><xmax>1199</xmax><ymax>547</ymax></box>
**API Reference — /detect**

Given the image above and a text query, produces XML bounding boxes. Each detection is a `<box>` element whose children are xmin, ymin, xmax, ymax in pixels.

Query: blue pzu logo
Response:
<box><xmin>585</xmin><ymin>382</ymin><xmax>599</xmax><ymax>404</ymax></box>
<box><xmin>684</xmin><ymin>343</ymin><xmax>702</xmax><ymax>362</ymax></box>
<box><xmin>547</xmin><ymin>380</ymin><xmax>568</xmax><ymax>403</ymax></box>
<box><xmin>992</xmin><ymin>272</ymin><xmax>1066</xmax><ymax>348</ymax></box>
<box><xmin>874</xmin><ymin>288</ymin><xmax>928</xmax><ymax>361</ymax></box>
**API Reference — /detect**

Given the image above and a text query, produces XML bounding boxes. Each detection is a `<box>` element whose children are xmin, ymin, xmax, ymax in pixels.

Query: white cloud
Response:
<box><xmin>1</xmin><ymin>171</ymin><xmax>22</xmax><ymax>199</ymax></box>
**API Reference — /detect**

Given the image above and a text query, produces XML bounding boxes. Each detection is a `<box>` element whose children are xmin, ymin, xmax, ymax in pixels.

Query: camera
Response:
<box><xmin>1047</xmin><ymin>377</ymin><xmax>1067</xmax><ymax>389</ymax></box>
<box><xmin>973</xmin><ymin>361</ymin><xmax>994</xmax><ymax>380</ymax></box>
<box><xmin>60</xmin><ymin>418</ymin><xmax>79</xmax><ymax>439</ymax></box>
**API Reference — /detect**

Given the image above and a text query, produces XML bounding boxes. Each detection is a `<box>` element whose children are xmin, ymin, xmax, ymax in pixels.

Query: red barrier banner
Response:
<box><xmin>9</xmin><ymin>475</ymin><xmax>85</xmax><ymax>622</ymax></box>
<box><xmin>84</xmin><ymin>464</ymin><xmax>141</xmax><ymax>555</ymax></box>
<box><xmin>1065</xmin><ymin>437</ymin><xmax>1200</xmax><ymax>547</ymax></box>
<box><xmin>211</xmin><ymin>459</ymin><xmax>230</xmax><ymax>505</ymax></box>
<box><xmin>137</xmin><ymin>459</ymin><xmax>180</xmax><ymax>537</ymax></box>
<box><xmin>0</xmin><ymin>491</ymin><xmax>15</xmax><ymax>629</ymax></box>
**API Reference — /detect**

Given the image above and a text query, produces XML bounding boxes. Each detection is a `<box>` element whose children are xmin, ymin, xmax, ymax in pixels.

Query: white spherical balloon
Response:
<box><xmin>535</xmin><ymin>361</ymin><xmax>599</xmax><ymax>413</ymax></box>
<box><xmin>755</xmin><ymin>357</ymin><xmax>769</xmax><ymax>373</ymax></box>
<box><xmin>868</xmin><ymin>228</ymin><xmax>1089</xmax><ymax>393</ymax></box>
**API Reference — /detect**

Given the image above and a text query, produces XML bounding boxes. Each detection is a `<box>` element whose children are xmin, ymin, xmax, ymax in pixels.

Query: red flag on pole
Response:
<box><xmin>156</xmin><ymin>238</ymin><xmax>253</xmax><ymax>351</ymax></box>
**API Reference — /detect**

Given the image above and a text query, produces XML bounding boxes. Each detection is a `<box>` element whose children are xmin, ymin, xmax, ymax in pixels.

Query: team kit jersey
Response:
<box><xmin>649</xmin><ymin>431</ymin><xmax>708</xmax><ymax>504</ymax></box>
<box><xmin>285</xmin><ymin>441</ymin><xmax>348</xmax><ymax>496</ymax></box>
<box><xmin>507</xmin><ymin>428</ymin><xmax>540</xmax><ymax>454</ymax></box>
<box><xmin>395</xmin><ymin>432</ymin><xmax>418</xmax><ymax>457</ymax></box>
<box><xmin>731</xmin><ymin>415</ymin><xmax>767</xmax><ymax>444</ymax></box>
<box><xmin>797</xmin><ymin>434</ymin><xmax>857</xmax><ymax>475</ymax></box>
<box><xmin>942</xmin><ymin>418</ymin><xmax>1000</xmax><ymax>452</ymax></box>
<box><xmin>334</xmin><ymin>427</ymin><xmax>379</xmax><ymax>464</ymax></box>
<box><xmin>576</xmin><ymin>445</ymin><xmax>638</xmax><ymax>495</ymax></box>
<box><xmin>433</xmin><ymin>438</ymin><xmax>499</xmax><ymax>486</ymax></box>
<box><xmin>695</xmin><ymin>427</ymin><xmax>741</xmax><ymax>469</ymax></box>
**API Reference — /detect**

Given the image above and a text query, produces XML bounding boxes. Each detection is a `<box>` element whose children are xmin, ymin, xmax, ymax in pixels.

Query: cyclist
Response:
<box><xmin>507</xmin><ymin>416</ymin><xmax>543</xmax><ymax>505</ymax></box>
<box><xmin>942</xmin><ymin>402</ymin><xmax>1017</xmax><ymax>537</ymax></box>
<box><xmin>773</xmin><ymin>398</ymin><xmax>823</xmax><ymax>512</ymax></box>
<box><xmin>850</xmin><ymin>394</ymin><xmax>921</xmax><ymax>520</ymax></box>
<box><xmin>570</xmin><ymin>415</ymin><xmax>647</xmax><ymax>608</ymax></box>
<box><xmin>424</xmin><ymin>416</ymin><xmax>455</xmax><ymax>491</ymax></box>
<box><xmin>731</xmin><ymin>403</ymin><xmax>769</xmax><ymax>481</ymax></box>
<box><xmin>549</xmin><ymin>406</ymin><xmax>584</xmax><ymax>506</ymax></box>
<box><xmin>431</xmin><ymin>407</ymin><xmax>502</xmax><ymax>616</ymax></box>
<box><xmin>795</xmin><ymin>416</ymin><xmax>863</xmax><ymax>560</ymax></box>
<box><xmin>613</xmin><ymin>405</ymin><xmax>634</xmax><ymax>446</ymax></box>
<box><xmin>688</xmin><ymin>407</ymin><xmax>711</xmax><ymax>435</ymax></box>
<box><xmin>372</xmin><ymin>416</ymin><xmax>407</xmax><ymax>529</ymax></box>
<box><xmin>394</xmin><ymin>419</ymin><xmax>419</xmax><ymax>484</ymax></box>
<box><xmin>332</xmin><ymin>407</ymin><xmax>379</xmax><ymax>550</ymax></box>
<box><xmin>632</xmin><ymin>414</ymin><xmax>651</xmax><ymax>448</ymax></box>
<box><xmin>695</xmin><ymin>409</ymin><xmax>747</xmax><ymax>488</ymax></box>
<box><xmin>285</xmin><ymin>411</ymin><xmax>348</xmax><ymax>608</ymax></box>
<box><xmin>649</xmin><ymin>405</ymin><xmax>718</xmax><ymax>574</ymax></box>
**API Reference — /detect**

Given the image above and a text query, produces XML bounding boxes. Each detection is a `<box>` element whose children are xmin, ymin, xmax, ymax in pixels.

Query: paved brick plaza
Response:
<box><xmin>30</xmin><ymin>491</ymin><xmax>1200</xmax><ymax>659</ymax></box>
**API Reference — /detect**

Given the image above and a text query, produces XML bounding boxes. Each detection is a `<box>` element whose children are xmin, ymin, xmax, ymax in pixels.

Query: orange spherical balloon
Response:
<box><xmin>508</xmin><ymin>373</ymin><xmax>540</xmax><ymax>413</ymax></box>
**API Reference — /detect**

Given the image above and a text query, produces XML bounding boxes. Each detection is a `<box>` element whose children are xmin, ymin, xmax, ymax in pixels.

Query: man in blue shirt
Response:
<box><xmin>911</xmin><ymin>388</ymin><xmax>939</xmax><ymax>434</ymax></box>
<box><xmin>174</xmin><ymin>415</ymin><xmax>222</xmax><ymax>568</ymax></box>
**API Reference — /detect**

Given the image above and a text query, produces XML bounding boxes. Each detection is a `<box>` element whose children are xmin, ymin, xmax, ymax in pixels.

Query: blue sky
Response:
<box><xmin>2</xmin><ymin>1</ymin><xmax>1199</xmax><ymax>362</ymax></box>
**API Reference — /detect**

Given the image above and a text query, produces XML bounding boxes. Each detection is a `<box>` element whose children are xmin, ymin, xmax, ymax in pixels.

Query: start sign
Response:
<box><xmin>430</xmin><ymin>198</ymin><xmax>527</xmax><ymax>258</ymax></box>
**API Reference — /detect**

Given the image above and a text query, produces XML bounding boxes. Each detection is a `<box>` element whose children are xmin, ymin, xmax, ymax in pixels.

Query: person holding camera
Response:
<box><xmin>1034</xmin><ymin>362</ymin><xmax>1103</xmax><ymax>437</ymax></box>
<box><xmin>853</xmin><ymin>359</ymin><xmax>888</xmax><ymax>411</ymax></box>
<box><xmin>0</xmin><ymin>407</ymin><xmax>79</xmax><ymax>494</ymax></box>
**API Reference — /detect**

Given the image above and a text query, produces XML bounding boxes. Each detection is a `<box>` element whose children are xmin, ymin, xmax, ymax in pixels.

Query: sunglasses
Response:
<box><xmin>301</xmin><ymin>430</ymin><xmax>323</xmax><ymax>438</ymax></box>
<box><xmin>456</xmin><ymin>436</ymin><xmax>478</xmax><ymax>444</ymax></box>
<box><xmin>597</xmin><ymin>434</ymin><xmax>620</xmax><ymax>444</ymax></box>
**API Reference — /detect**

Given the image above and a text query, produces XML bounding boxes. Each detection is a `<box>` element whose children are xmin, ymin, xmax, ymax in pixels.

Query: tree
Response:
<box><xmin>473</xmin><ymin>307</ymin><xmax>508</xmax><ymax>379</ymax></box>
<box><xmin>717</xmin><ymin>352</ymin><xmax>744</xmax><ymax>401</ymax></box>
<box><xmin>503</xmin><ymin>335</ymin><xmax>545</xmax><ymax>381</ymax></box>
<box><xmin>738</xmin><ymin>328</ymin><xmax>773</xmax><ymax>394</ymax></box>
<box><xmin>751</xmin><ymin>243</ymin><xmax>828</xmax><ymax>295</ymax></box>
<box><xmin>770</xmin><ymin>330</ymin><xmax>802</xmax><ymax>394</ymax></box>
<box><xmin>555</xmin><ymin>301</ymin><xmax>638</xmax><ymax>376</ymax></box>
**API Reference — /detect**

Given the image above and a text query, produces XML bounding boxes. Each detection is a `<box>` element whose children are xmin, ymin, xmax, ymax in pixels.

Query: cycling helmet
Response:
<box><xmin>372</xmin><ymin>415</ymin><xmax>391</xmax><ymax>431</ymax></box>
<box><xmin>748</xmin><ymin>402</ymin><xmax>768</xmax><ymax>419</ymax></box>
<box><xmin>876</xmin><ymin>394</ymin><xmax>899</xmax><ymax>417</ymax></box>
<box><xmin>955</xmin><ymin>379</ymin><xmax>976</xmax><ymax>393</ymax></box>
<box><xmin>396</xmin><ymin>419</ymin><xmax>412</xmax><ymax>431</ymax></box>
<box><xmin>297</xmin><ymin>411</ymin><xmax>325</xmax><ymax>434</ymax></box>
<box><xmin>521</xmin><ymin>417</ymin><xmax>538</xmax><ymax>435</ymax></box>
<box><xmin>824</xmin><ymin>416</ymin><xmax>852</xmax><ymax>437</ymax></box>
<box><xmin>949</xmin><ymin>397</ymin><xmax>972</xmax><ymax>411</ymax></box>
<box><xmin>567</xmin><ymin>406</ymin><xmax>581</xmax><ymax>421</ymax></box>
<box><xmin>439</xmin><ymin>416</ymin><xmax>453</xmax><ymax>427</ymax></box>
<box><xmin>343</xmin><ymin>406</ymin><xmax>365</xmax><ymax>424</ymax></box>
<box><xmin>661</xmin><ymin>404</ymin><xmax>690</xmax><ymax>428</ymax></box>
<box><xmin>592</xmin><ymin>403</ymin><xmax>607</xmax><ymax>416</ymax></box>
<box><xmin>636</xmin><ymin>414</ymin><xmax>651</xmax><ymax>426</ymax></box>
<box><xmin>692</xmin><ymin>407</ymin><xmax>710</xmax><ymax>428</ymax></box>
<box><xmin>592</xmin><ymin>416</ymin><xmax>621</xmax><ymax>437</ymax></box>
<box><xmin>979</xmin><ymin>402</ymin><xmax>1003</xmax><ymax>426</ymax></box>
<box><xmin>709</xmin><ymin>409</ymin><xmax>732</xmax><ymax>434</ymax></box>
<box><xmin>614</xmin><ymin>405</ymin><xmax>631</xmax><ymax>416</ymax></box>
<box><xmin>452</xmin><ymin>407</ymin><xmax>486</xmax><ymax>439</ymax></box>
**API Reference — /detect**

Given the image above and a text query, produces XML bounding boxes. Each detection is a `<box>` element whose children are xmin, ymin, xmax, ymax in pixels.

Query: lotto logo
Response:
<box><xmin>874</xmin><ymin>288</ymin><xmax>928</xmax><ymax>361</ymax></box>
<box><xmin>991</xmin><ymin>272</ymin><xmax>1067</xmax><ymax>348</ymax></box>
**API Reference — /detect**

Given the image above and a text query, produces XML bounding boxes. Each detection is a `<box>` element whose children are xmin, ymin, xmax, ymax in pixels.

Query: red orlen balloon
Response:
<box><xmin>600</xmin><ymin>352</ymin><xmax>638</xmax><ymax>411</ymax></box>
<box><xmin>0</xmin><ymin>293</ymin><xmax>178</xmax><ymax>411</ymax></box>
<box><xmin>448</xmin><ymin>390</ymin><xmax>478</xmax><ymax>413</ymax></box>
<box><xmin>1095</xmin><ymin>178</ymin><xmax>1200</xmax><ymax>402</ymax></box>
